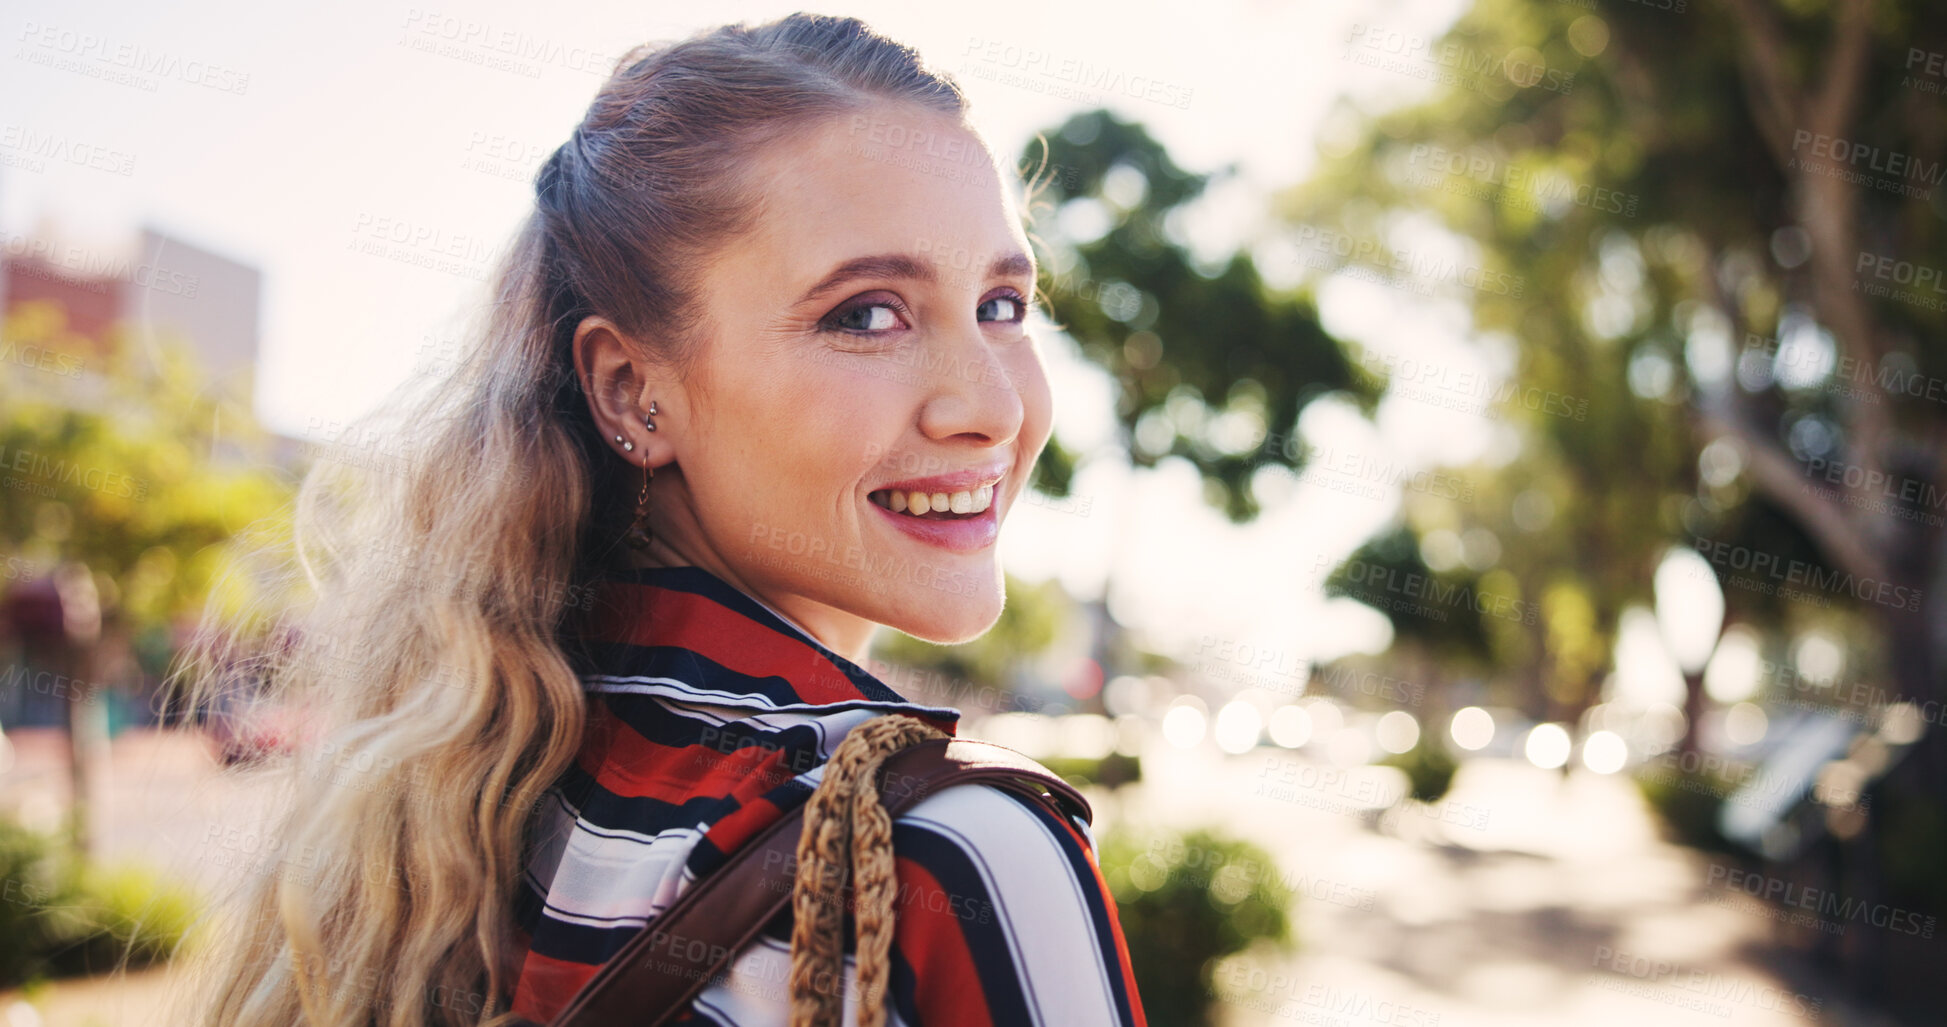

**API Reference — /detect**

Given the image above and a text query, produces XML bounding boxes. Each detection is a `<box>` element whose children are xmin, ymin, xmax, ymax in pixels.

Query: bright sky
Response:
<box><xmin>4</xmin><ymin>0</ymin><xmax>1497</xmax><ymax>680</ymax></box>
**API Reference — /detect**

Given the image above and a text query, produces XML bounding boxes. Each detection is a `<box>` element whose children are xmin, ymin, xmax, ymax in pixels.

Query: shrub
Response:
<box><xmin>1040</xmin><ymin>752</ymin><xmax>1142</xmax><ymax>789</ymax></box>
<box><xmin>0</xmin><ymin>815</ymin><xmax>199</xmax><ymax>989</ymax></box>
<box><xmin>1095</xmin><ymin>826</ymin><xmax>1294</xmax><ymax>1026</ymax></box>
<box><xmin>1381</xmin><ymin>742</ymin><xmax>1457</xmax><ymax>803</ymax></box>
<box><xmin>1632</xmin><ymin>765</ymin><xmax>1739</xmax><ymax>854</ymax></box>
<box><xmin>0</xmin><ymin>816</ymin><xmax>68</xmax><ymax>986</ymax></box>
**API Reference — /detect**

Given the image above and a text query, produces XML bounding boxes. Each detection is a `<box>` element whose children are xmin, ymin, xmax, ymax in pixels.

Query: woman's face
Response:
<box><xmin>640</xmin><ymin>102</ymin><xmax>1053</xmax><ymax>657</ymax></box>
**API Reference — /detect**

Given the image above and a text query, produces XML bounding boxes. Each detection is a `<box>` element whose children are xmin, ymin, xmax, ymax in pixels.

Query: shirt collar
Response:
<box><xmin>570</xmin><ymin>564</ymin><xmax>961</xmax><ymax>728</ymax></box>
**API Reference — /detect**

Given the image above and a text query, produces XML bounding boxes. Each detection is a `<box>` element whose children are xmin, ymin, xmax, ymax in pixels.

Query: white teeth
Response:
<box><xmin>871</xmin><ymin>483</ymin><xmax>999</xmax><ymax>517</ymax></box>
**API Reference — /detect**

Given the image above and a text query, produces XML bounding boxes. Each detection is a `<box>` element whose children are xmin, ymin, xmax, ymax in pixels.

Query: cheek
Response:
<box><xmin>777</xmin><ymin>361</ymin><xmax>907</xmax><ymax>495</ymax></box>
<box><xmin>693</xmin><ymin>365</ymin><xmax>832</xmax><ymax>518</ymax></box>
<box><xmin>1012</xmin><ymin>346</ymin><xmax>1055</xmax><ymax>444</ymax></box>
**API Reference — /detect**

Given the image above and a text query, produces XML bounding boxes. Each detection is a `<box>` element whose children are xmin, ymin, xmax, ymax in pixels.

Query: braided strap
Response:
<box><xmin>787</xmin><ymin>714</ymin><xmax>950</xmax><ymax>1027</ymax></box>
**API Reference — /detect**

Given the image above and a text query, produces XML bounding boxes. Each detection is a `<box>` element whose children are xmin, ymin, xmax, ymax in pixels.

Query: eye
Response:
<box><xmin>978</xmin><ymin>290</ymin><xmax>1030</xmax><ymax>323</ymax></box>
<box><xmin>821</xmin><ymin>293</ymin><xmax>910</xmax><ymax>334</ymax></box>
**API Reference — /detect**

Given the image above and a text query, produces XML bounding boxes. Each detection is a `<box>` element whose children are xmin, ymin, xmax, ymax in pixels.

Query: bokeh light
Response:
<box><xmin>1580</xmin><ymin>730</ymin><xmax>1628</xmax><ymax>774</ymax></box>
<box><xmin>1524</xmin><ymin>723</ymin><xmax>1572</xmax><ymax>770</ymax></box>
<box><xmin>1449</xmin><ymin>706</ymin><xmax>1495</xmax><ymax>751</ymax></box>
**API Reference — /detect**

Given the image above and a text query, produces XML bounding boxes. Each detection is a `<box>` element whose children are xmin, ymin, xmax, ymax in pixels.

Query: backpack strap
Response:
<box><xmin>539</xmin><ymin>736</ymin><xmax>1090</xmax><ymax>1027</ymax></box>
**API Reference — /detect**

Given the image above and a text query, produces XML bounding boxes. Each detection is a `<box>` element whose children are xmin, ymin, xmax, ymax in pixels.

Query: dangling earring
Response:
<box><xmin>626</xmin><ymin>457</ymin><xmax>655</xmax><ymax>554</ymax></box>
<box><xmin>627</xmin><ymin>402</ymin><xmax>658</xmax><ymax>554</ymax></box>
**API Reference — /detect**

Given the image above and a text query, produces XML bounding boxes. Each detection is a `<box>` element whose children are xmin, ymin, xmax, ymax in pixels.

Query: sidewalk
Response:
<box><xmin>1127</xmin><ymin>741</ymin><xmax>1903</xmax><ymax>1027</ymax></box>
<box><xmin>0</xmin><ymin>727</ymin><xmax>281</xmax><ymax>1027</ymax></box>
<box><xmin>0</xmin><ymin>727</ymin><xmax>289</xmax><ymax>896</ymax></box>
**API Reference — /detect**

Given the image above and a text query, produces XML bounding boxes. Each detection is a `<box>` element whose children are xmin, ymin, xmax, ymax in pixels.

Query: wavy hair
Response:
<box><xmin>169</xmin><ymin>14</ymin><xmax>996</xmax><ymax>1026</ymax></box>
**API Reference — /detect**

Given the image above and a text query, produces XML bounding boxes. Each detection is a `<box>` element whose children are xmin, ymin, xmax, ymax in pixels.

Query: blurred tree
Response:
<box><xmin>1264</xmin><ymin>0</ymin><xmax>1945</xmax><ymax>1004</ymax></box>
<box><xmin>1285</xmin><ymin>0</ymin><xmax>1947</xmax><ymax>710</ymax></box>
<box><xmin>990</xmin><ymin>0</ymin><xmax>1943</xmax><ymax>1009</ymax></box>
<box><xmin>872</xmin><ymin>571</ymin><xmax>1072</xmax><ymax>709</ymax></box>
<box><xmin>0</xmin><ymin>302</ymin><xmax>292</xmax><ymax>853</ymax></box>
<box><xmin>1</xmin><ymin>303</ymin><xmax>292</xmax><ymax>635</ymax></box>
<box><xmin>1323</xmin><ymin>525</ymin><xmax>1498</xmax><ymax>672</ymax></box>
<box><xmin>1015</xmin><ymin>110</ymin><xmax>1381</xmax><ymax>522</ymax></box>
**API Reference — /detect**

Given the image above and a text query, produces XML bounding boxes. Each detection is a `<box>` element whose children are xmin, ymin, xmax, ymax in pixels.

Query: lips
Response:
<box><xmin>873</xmin><ymin>463</ymin><xmax>1010</xmax><ymax>496</ymax></box>
<box><xmin>865</xmin><ymin>463</ymin><xmax>1008</xmax><ymax>553</ymax></box>
<box><xmin>867</xmin><ymin>489</ymin><xmax>1000</xmax><ymax>553</ymax></box>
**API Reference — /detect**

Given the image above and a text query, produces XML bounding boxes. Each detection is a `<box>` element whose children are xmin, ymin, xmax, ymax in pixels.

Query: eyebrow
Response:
<box><xmin>793</xmin><ymin>250</ymin><xmax>1036</xmax><ymax>306</ymax></box>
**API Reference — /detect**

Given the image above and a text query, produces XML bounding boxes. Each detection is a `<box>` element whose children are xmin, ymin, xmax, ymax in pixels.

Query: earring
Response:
<box><xmin>627</xmin><ymin>400</ymin><xmax>659</xmax><ymax>555</ymax></box>
<box><xmin>628</xmin><ymin>455</ymin><xmax>655</xmax><ymax>554</ymax></box>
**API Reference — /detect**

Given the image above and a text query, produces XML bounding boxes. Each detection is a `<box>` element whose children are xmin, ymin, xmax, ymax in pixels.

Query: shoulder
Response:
<box><xmin>882</xmin><ymin>781</ymin><xmax>1138</xmax><ymax>1025</ymax></box>
<box><xmin>894</xmin><ymin>778</ymin><xmax>1096</xmax><ymax>866</ymax></box>
<box><xmin>889</xmin><ymin>778</ymin><xmax>1109</xmax><ymax>944</ymax></box>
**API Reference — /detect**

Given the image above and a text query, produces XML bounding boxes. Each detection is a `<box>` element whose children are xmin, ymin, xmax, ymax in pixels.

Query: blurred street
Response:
<box><xmin>0</xmin><ymin>726</ymin><xmax>1900</xmax><ymax>1027</ymax></box>
<box><xmin>0</xmin><ymin>727</ymin><xmax>284</xmax><ymax>1027</ymax></box>
<box><xmin>1130</xmin><ymin>740</ymin><xmax>1891</xmax><ymax>1027</ymax></box>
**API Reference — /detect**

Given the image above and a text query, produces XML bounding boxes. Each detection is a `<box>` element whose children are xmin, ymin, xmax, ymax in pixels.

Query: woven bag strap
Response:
<box><xmin>538</xmin><ymin>734</ymin><xmax>1090</xmax><ymax>1027</ymax></box>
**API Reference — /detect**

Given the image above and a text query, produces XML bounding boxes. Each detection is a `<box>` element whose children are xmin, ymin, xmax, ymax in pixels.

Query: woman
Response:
<box><xmin>179</xmin><ymin>12</ymin><xmax>1147</xmax><ymax>1027</ymax></box>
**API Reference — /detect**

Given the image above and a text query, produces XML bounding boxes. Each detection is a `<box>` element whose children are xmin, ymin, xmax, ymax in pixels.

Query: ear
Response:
<box><xmin>572</xmin><ymin>315</ymin><xmax>677</xmax><ymax>471</ymax></box>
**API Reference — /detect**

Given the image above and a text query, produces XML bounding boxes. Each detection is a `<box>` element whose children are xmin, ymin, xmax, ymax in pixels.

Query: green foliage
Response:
<box><xmin>0</xmin><ymin>815</ymin><xmax>198</xmax><ymax>988</ymax></box>
<box><xmin>1279</xmin><ymin>0</ymin><xmax>1947</xmax><ymax>851</ymax></box>
<box><xmin>873</xmin><ymin>572</ymin><xmax>1072</xmax><ymax>693</ymax></box>
<box><xmin>1039</xmin><ymin>752</ymin><xmax>1141</xmax><ymax>790</ymax></box>
<box><xmin>0</xmin><ymin>817</ymin><xmax>67</xmax><ymax>983</ymax></box>
<box><xmin>1095</xmin><ymin>826</ymin><xmax>1295</xmax><ymax>1027</ymax></box>
<box><xmin>1632</xmin><ymin>768</ymin><xmax>1739</xmax><ymax>855</ymax></box>
<box><xmin>1016</xmin><ymin>109</ymin><xmax>1375</xmax><ymax>523</ymax></box>
<box><xmin>0</xmin><ymin>305</ymin><xmax>294</xmax><ymax>635</ymax></box>
<box><xmin>1326</xmin><ymin>527</ymin><xmax>1494</xmax><ymax>667</ymax></box>
<box><xmin>1381</xmin><ymin>742</ymin><xmax>1459</xmax><ymax>804</ymax></box>
<box><xmin>1027</xmin><ymin>431</ymin><xmax>1079</xmax><ymax>500</ymax></box>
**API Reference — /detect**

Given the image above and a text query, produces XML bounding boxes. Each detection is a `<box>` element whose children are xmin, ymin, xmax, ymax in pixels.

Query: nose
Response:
<box><xmin>915</xmin><ymin>319</ymin><xmax>1026</xmax><ymax>447</ymax></box>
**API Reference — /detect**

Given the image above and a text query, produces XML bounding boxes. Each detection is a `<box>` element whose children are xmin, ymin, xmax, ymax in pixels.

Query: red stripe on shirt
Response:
<box><xmin>511</xmin><ymin>948</ymin><xmax>600</xmax><ymax>1023</ymax></box>
<box><xmin>698</xmin><ymin>793</ymin><xmax>789</xmax><ymax>857</ymax></box>
<box><xmin>891</xmin><ymin>854</ymin><xmax>997</xmax><ymax>1027</ymax></box>
<box><xmin>592</xmin><ymin>720</ymin><xmax>803</xmax><ymax>804</ymax></box>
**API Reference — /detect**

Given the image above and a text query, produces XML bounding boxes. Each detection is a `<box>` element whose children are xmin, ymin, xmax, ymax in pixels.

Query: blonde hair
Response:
<box><xmin>170</xmin><ymin>15</ymin><xmax>979</xmax><ymax>1025</ymax></box>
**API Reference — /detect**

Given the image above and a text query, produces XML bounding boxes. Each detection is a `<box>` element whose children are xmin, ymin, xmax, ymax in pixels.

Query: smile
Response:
<box><xmin>867</xmin><ymin>485</ymin><xmax>995</xmax><ymax>518</ymax></box>
<box><xmin>866</xmin><ymin>484</ymin><xmax>1001</xmax><ymax>554</ymax></box>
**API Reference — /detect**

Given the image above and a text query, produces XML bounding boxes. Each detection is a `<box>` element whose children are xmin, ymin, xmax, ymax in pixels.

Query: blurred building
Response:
<box><xmin>2</xmin><ymin>222</ymin><xmax>262</xmax><ymax>405</ymax></box>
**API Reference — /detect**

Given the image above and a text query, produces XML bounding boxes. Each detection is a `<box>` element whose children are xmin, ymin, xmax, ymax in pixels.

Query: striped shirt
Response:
<box><xmin>504</xmin><ymin>565</ymin><xmax>1147</xmax><ymax>1026</ymax></box>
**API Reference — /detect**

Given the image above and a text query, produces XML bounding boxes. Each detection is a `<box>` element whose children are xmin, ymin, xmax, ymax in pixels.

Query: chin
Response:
<box><xmin>883</xmin><ymin>581</ymin><xmax>1004</xmax><ymax>645</ymax></box>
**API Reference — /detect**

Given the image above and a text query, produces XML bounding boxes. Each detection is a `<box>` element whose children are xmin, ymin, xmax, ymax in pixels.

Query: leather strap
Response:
<box><xmin>537</xmin><ymin>736</ymin><xmax>1091</xmax><ymax>1027</ymax></box>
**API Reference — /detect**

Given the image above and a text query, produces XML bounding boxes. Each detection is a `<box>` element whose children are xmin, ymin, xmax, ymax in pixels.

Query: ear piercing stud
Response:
<box><xmin>618</xmin><ymin>402</ymin><xmax>659</xmax><ymax>457</ymax></box>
